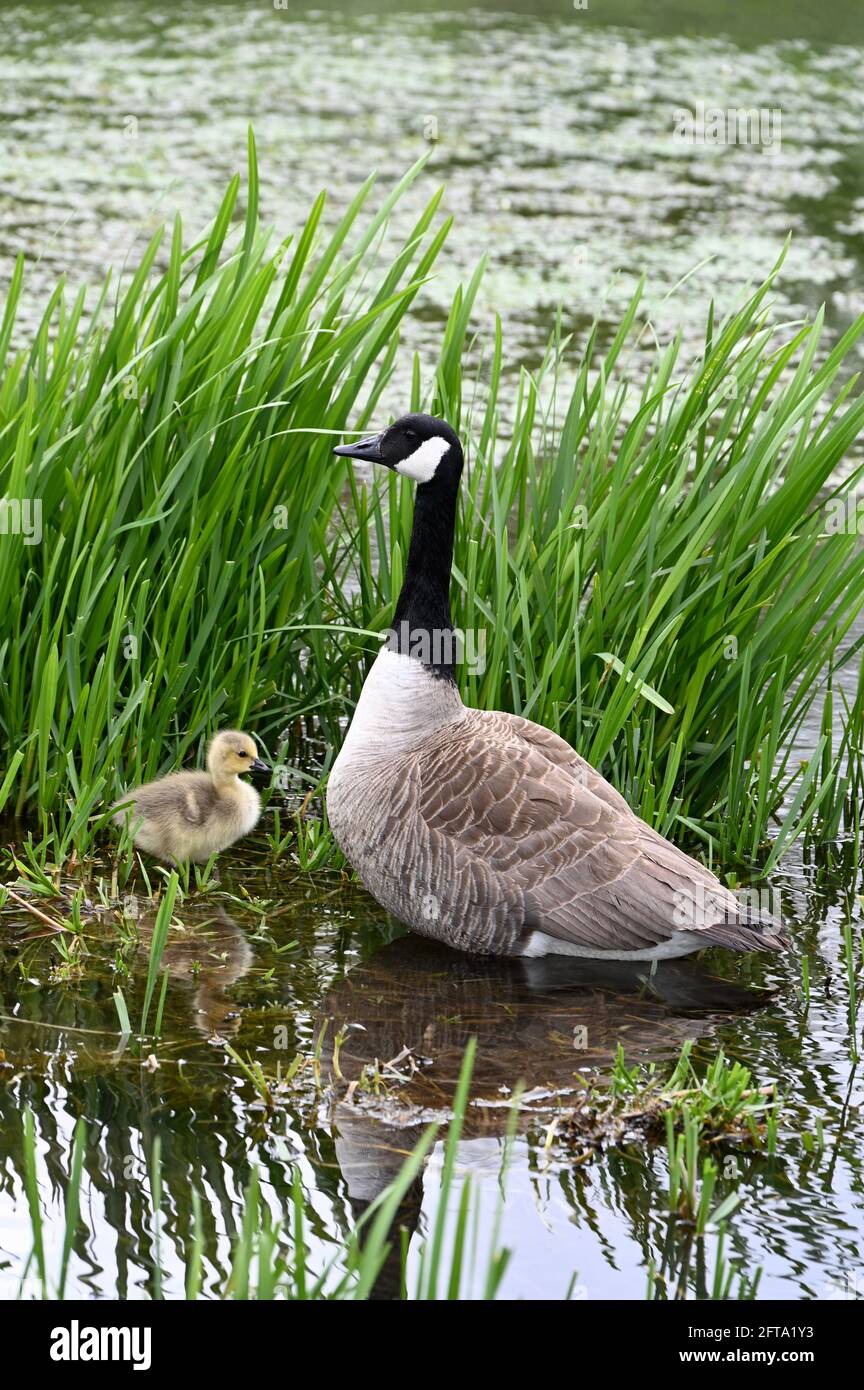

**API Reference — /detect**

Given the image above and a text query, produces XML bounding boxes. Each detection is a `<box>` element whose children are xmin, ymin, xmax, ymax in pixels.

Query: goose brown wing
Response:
<box><xmin>414</xmin><ymin>710</ymin><xmax>784</xmax><ymax>954</ymax></box>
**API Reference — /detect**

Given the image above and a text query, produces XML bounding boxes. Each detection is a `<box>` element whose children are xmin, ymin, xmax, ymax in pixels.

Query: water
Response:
<box><xmin>1</xmin><ymin>835</ymin><xmax>862</xmax><ymax>1299</ymax></box>
<box><xmin>2</xmin><ymin>0</ymin><xmax>864</xmax><ymax>1301</ymax></box>
<box><xmin>2</xmin><ymin>1</ymin><xmax>864</xmax><ymax>387</ymax></box>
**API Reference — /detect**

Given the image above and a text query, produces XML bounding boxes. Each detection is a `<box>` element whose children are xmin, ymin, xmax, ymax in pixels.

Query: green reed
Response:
<box><xmin>330</xmin><ymin>250</ymin><xmax>864</xmax><ymax>868</ymax></box>
<box><xmin>0</xmin><ymin>132</ymin><xmax>450</xmax><ymax>852</ymax></box>
<box><xmin>2</xmin><ymin>137</ymin><xmax>863</xmax><ymax>876</ymax></box>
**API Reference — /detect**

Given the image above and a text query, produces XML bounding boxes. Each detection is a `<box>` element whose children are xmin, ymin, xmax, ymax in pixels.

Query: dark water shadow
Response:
<box><xmin>315</xmin><ymin>935</ymin><xmax>773</xmax><ymax>1295</ymax></box>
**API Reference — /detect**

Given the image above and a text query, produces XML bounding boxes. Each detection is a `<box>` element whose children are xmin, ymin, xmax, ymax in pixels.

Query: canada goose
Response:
<box><xmin>113</xmin><ymin>730</ymin><xmax>269</xmax><ymax>864</ymax></box>
<box><xmin>328</xmin><ymin>414</ymin><xmax>788</xmax><ymax>961</ymax></box>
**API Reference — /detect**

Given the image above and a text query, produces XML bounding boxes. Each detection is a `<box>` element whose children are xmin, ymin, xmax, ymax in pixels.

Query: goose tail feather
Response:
<box><xmin>697</xmin><ymin>906</ymin><xmax>789</xmax><ymax>954</ymax></box>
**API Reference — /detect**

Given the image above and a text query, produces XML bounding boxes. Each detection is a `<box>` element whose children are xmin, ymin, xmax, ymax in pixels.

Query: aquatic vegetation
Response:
<box><xmin>16</xmin><ymin>1039</ymin><xmax>762</xmax><ymax>1300</ymax></box>
<box><xmin>664</xmin><ymin>1114</ymin><xmax>742</xmax><ymax>1232</ymax></box>
<box><xmin>21</xmin><ymin>1109</ymin><xmax>86</xmax><ymax>1300</ymax></box>
<box><xmin>2</xmin><ymin>858</ymin><xmax>861</xmax><ymax>1300</ymax></box>
<box><xmin>646</xmin><ymin>1226</ymin><xmax>763</xmax><ymax>1302</ymax></box>
<box><xmin>0</xmin><ymin>134</ymin><xmax>450</xmax><ymax>857</ymax></box>
<box><xmin>1</xmin><ymin>133</ymin><xmax>863</xmax><ymax>1307</ymax></box>
<box><xmin>222</xmin><ymin>1042</ymin><xmax>306</xmax><ymax>1111</ymax></box>
<box><xmin>562</xmin><ymin>1041</ymin><xmax>779</xmax><ymax>1163</ymax></box>
<box><xmin>1</xmin><ymin>142</ymin><xmax>862</xmax><ymax>881</ymax></box>
<box><xmin>843</xmin><ymin>918</ymin><xmax>862</xmax><ymax>1062</ymax></box>
<box><xmin>138</xmin><ymin>871</ymin><xmax>177</xmax><ymax>1037</ymax></box>
<box><xmin>14</xmin><ymin>1043</ymin><xmax>498</xmax><ymax>1300</ymax></box>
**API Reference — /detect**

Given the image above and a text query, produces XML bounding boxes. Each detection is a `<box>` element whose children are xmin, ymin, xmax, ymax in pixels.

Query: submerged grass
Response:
<box><xmin>1</xmin><ymin>133</ymin><xmax>863</xmax><ymax>878</ymax></box>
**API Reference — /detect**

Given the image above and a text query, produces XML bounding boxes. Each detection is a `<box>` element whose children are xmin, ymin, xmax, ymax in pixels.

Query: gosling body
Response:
<box><xmin>327</xmin><ymin>415</ymin><xmax>788</xmax><ymax>962</ymax></box>
<box><xmin>113</xmin><ymin>730</ymin><xmax>268</xmax><ymax>864</ymax></box>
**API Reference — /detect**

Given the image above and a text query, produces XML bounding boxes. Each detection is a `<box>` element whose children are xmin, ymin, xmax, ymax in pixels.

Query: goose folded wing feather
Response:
<box><xmin>412</xmin><ymin>712</ymin><xmax>750</xmax><ymax>955</ymax></box>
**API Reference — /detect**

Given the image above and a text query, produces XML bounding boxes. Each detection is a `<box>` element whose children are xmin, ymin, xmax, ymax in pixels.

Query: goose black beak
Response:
<box><xmin>249</xmin><ymin>758</ymin><xmax>270</xmax><ymax>775</ymax></box>
<box><xmin>332</xmin><ymin>432</ymin><xmax>386</xmax><ymax>464</ymax></box>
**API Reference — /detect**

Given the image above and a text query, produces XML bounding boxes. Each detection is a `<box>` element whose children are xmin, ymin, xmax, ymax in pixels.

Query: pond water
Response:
<box><xmin>1</xmin><ymin>0</ymin><xmax>864</xmax><ymax>1301</ymax></box>
<box><xmin>2</xmin><ymin>0</ymin><xmax>864</xmax><ymax>387</ymax></box>
<box><xmin>1</xmin><ymin>831</ymin><xmax>862</xmax><ymax>1300</ymax></box>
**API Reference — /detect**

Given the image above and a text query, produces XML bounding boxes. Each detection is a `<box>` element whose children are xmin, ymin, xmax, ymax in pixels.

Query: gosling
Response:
<box><xmin>113</xmin><ymin>730</ymin><xmax>269</xmax><ymax>864</ymax></box>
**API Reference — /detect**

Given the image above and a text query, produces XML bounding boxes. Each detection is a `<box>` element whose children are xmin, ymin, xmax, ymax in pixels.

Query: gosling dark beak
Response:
<box><xmin>332</xmin><ymin>432</ymin><xmax>387</xmax><ymax>465</ymax></box>
<box><xmin>249</xmin><ymin>758</ymin><xmax>270</xmax><ymax>775</ymax></box>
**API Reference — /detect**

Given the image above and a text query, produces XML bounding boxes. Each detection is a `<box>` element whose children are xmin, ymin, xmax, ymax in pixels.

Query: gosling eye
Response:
<box><xmin>238</xmin><ymin>751</ymin><xmax>249</xmax><ymax>758</ymax></box>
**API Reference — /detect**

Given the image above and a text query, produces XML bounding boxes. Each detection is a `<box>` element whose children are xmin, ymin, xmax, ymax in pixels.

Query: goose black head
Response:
<box><xmin>333</xmin><ymin>413</ymin><xmax>463</xmax><ymax>488</ymax></box>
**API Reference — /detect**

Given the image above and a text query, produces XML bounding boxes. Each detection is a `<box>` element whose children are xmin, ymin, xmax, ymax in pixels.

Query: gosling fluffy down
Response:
<box><xmin>113</xmin><ymin>730</ymin><xmax>269</xmax><ymax>864</ymax></box>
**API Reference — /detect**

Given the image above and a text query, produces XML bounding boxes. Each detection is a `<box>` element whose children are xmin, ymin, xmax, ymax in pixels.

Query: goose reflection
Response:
<box><xmin>318</xmin><ymin>935</ymin><xmax>771</xmax><ymax>1209</ymax></box>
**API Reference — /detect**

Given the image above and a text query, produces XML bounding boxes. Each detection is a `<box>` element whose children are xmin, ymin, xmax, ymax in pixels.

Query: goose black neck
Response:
<box><xmin>390</xmin><ymin>475</ymin><xmax>460</xmax><ymax>680</ymax></box>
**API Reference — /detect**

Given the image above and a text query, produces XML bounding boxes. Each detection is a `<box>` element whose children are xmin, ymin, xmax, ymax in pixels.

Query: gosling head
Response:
<box><xmin>207</xmin><ymin>730</ymin><xmax>269</xmax><ymax>784</ymax></box>
<box><xmin>333</xmin><ymin>413</ymin><xmax>463</xmax><ymax>489</ymax></box>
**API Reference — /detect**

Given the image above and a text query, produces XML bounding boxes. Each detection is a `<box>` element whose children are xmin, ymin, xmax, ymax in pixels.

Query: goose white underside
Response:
<box><xmin>333</xmin><ymin>647</ymin><xmax>465</xmax><ymax>763</ymax></box>
<box><xmin>521</xmin><ymin>929</ymin><xmax>709</xmax><ymax>961</ymax></box>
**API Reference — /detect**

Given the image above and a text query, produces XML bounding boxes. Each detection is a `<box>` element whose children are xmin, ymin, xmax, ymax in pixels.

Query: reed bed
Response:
<box><xmin>0</xmin><ymin>137</ymin><xmax>451</xmax><ymax>858</ymax></box>
<box><xmin>1</xmin><ymin>137</ymin><xmax>863</xmax><ymax>875</ymax></box>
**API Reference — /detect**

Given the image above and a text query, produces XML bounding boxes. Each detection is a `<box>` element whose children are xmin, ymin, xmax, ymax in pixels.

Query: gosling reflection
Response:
<box><xmin>137</xmin><ymin>903</ymin><xmax>253</xmax><ymax>1036</ymax></box>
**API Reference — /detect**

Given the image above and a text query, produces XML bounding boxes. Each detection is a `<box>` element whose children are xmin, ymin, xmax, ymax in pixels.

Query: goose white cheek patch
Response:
<box><xmin>395</xmin><ymin>435</ymin><xmax>450</xmax><ymax>482</ymax></box>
